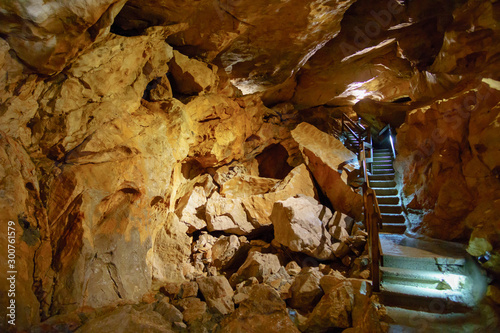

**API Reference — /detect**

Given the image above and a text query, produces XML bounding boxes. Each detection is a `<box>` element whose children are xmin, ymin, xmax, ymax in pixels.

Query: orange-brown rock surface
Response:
<box><xmin>0</xmin><ymin>0</ymin><xmax>499</xmax><ymax>331</ymax></box>
<box><xmin>395</xmin><ymin>78</ymin><xmax>500</xmax><ymax>252</ymax></box>
<box><xmin>291</xmin><ymin>122</ymin><xmax>363</xmax><ymax>220</ymax></box>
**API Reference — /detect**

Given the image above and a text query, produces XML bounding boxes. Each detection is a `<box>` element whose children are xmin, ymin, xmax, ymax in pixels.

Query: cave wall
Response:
<box><xmin>0</xmin><ymin>0</ymin><xmax>499</xmax><ymax>330</ymax></box>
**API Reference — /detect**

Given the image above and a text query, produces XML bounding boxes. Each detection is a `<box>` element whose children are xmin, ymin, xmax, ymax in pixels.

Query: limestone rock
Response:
<box><xmin>175</xmin><ymin>186</ymin><xmax>208</xmax><ymax>233</ymax></box>
<box><xmin>330</xmin><ymin>226</ymin><xmax>350</xmax><ymax>242</ymax></box>
<box><xmin>288</xmin><ymin>268</ymin><xmax>324</xmax><ymax>313</ymax></box>
<box><xmin>154</xmin><ymin>298</ymin><xmax>183</xmax><ymax>323</ymax></box>
<box><xmin>230</xmin><ymin>252</ymin><xmax>281</xmax><ymax>286</ymax></box>
<box><xmin>328</xmin><ymin>211</ymin><xmax>355</xmax><ymax>235</ymax></box>
<box><xmin>116</xmin><ymin>0</ymin><xmax>356</xmax><ymax>93</ymax></box>
<box><xmin>179</xmin><ymin>281</ymin><xmax>199</xmax><ymax>299</ymax></box>
<box><xmin>220</xmin><ymin>284</ymin><xmax>300</xmax><ymax>333</ymax></box>
<box><xmin>205</xmin><ymin>192</ymin><xmax>254</xmax><ymax>235</ymax></box>
<box><xmin>286</xmin><ymin>261</ymin><xmax>302</xmax><ymax>276</ymax></box>
<box><xmin>152</xmin><ymin>213</ymin><xmax>192</xmax><ymax>287</ymax></box>
<box><xmin>265</xmin><ymin>266</ymin><xmax>294</xmax><ymax>299</ymax></box>
<box><xmin>395</xmin><ymin>81</ymin><xmax>500</xmax><ymax>242</ymax></box>
<box><xmin>183</xmin><ymin>94</ymin><xmax>256</xmax><ymax>167</ymax></box>
<box><xmin>221</xmin><ymin>175</ymin><xmax>279</xmax><ymax>199</ymax></box>
<box><xmin>270</xmin><ymin>195</ymin><xmax>334</xmax><ymax>260</ymax></box>
<box><xmin>197</xmin><ymin>276</ymin><xmax>235</xmax><ymax>315</ymax></box>
<box><xmin>213</xmin><ymin>160</ymin><xmax>260</xmax><ymax>186</ymax></box>
<box><xmin>175</xmin><ymin>297</ymin><xmax>208</xmax><ymax>324</ymax></box>
<box><xmin>76</xmin><ymin>304</ymin><xmax>174</xmax><ymax>333</ymax></box>
<box><xmin>350</xmin><ymin>293</ymin><xmax>384</xmax><ymax>333</ymax></box>
<box><xmin>332</xmin><ymin>242</ymin><xmax>351</xmax><ymax>259</ymax></box>
<box><xmin>291</xmin><ymin>123</ymin><xmax>363</xmax><ymax>220</ymax></box>
<box><xmin>1</xmin><ymin>29</ymin><xmax>176</xmax><ymax>157</ymax></box>
<box><xmin>354</xmin><ymin>98</ymin><xmax>410</xmax><ymax>130</ymax></box>
<box><xmin>242</xmin><ymin>164</ymin><xmax>317</xmax><ymax>227</ymax></box>
<box><xmin>149</xmin><ymin>76</ymin><xmax>173</xmax><ymax>101</ymax></box>
<box><xmin>169</xmin><ymin>50</ymin><xmax>218</xmax><ymax>95</ymax></box>
<box><xmin>303</xmin><ymin>280</ymin><xmax>355</xmax><ymax>331</ymax></box>
<box><xmin>0</xmin><ymin>0</ymin><xmax>128</xmax><ymax>74</ymax></box>
<box><xmin>211</xmin><ymin>235</ymin><xmax>241</xmax><ymax>269</ymax></box>
<box><xmin>0</xmin><ymin>133</ymin><xmax>53</xmax><ymax>329</ymax></box>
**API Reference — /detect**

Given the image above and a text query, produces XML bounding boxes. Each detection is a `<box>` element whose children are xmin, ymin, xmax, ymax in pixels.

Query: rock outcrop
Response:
<box><xmin>220</xmin><ymin>284</ymin><xmax>300</xmax><ymax>333</ymax></box>
<box><xmin>291</xmin><ymin>122</ymin><xmax>363</xmax><ymax>220</ymax></box>
<box><xmin>271</xmin><ymin>195</ymin><xmax>334</xmax><ymax>260</ymax></box>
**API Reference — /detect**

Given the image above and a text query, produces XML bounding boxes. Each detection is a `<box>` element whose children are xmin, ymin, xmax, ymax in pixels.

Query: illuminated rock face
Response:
<box><xmin>0</xmin><ymin>0</ymin><xmax>499</xmax><ymax>330</ymax></box>
<box><xmin>395</xmin><ymin>80</ymin><xmax>500</xmax><ymax>242</ymax></box>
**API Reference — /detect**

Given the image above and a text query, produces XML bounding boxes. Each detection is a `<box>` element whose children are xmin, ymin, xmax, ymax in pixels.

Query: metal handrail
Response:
<box><xmin>342</xmin><ymin>113</ymin><xmax>366</xmax><ymax>135</ymax></box>
<box><xmin>341</xmin><ymin>112</ymin><xmax>383</xmax><ymax>291</ymax></box>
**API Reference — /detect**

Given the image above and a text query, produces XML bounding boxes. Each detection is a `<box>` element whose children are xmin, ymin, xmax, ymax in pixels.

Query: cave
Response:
<box><xmin>0</xmin><ymin>0</ymin><xmax>499</xmax><ymax>332</ymax></box>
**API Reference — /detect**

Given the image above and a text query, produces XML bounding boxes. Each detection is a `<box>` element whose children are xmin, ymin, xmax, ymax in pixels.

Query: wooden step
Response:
<box><xmin>381</xmin><ymin>223</ymin><xmax>406</xmax><ymax>234</ymax></box>
<box><xmin>369</xmin><ymin>174</ymin><xmax>395</xmax><ymax>181</ymax></box>
<box><xmin>379</xmin><ymin>204</ymin><xmax>402</xmax><ymax>214</ymax></box>
<box><xmin>373</xmin><ymin>188</ymin><xmax>398</xmax><ymax>196</ymax></box>
<box><xmin>369</xmin><ymin>180</ymin><xmax>396</xmax><ymax>188</ymax></box>
<box><xmin>381</xmin><ymin>213</ymin><xmax>405</xmax><ymax>223</ymax></box>
<box><xmin>377</xmin><ymin>196</ymin><xmax>400</xmax><ymax>205</ymax></box>
<box><xmin>373</xmin><ymin>169</ymin><xmax>395</xmax><ymax>174</ymax></box>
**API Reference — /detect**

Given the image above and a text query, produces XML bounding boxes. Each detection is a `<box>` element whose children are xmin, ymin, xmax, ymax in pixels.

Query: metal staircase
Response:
<box><xmin>340</xmin><ymin>114</ymin><xmax>489</xmax><ymax>331</ymax></box>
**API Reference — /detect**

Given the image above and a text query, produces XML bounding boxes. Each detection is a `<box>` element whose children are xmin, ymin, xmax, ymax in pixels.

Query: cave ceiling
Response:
<box><xmin>0</xmin><ymin>0</ymin><xmax>499</xmax><ymax>107</ymax></box>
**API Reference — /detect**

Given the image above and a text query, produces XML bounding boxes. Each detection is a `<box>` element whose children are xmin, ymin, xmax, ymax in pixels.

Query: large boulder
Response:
<box><xmin>241</xmin><ymin>164</ymin><xmax>317</xmax><ymax>227</ymax></box>
<box><xmin>205</xmin><ymin>192</ymin><xmax>255</xmax><ymax>235</ymax></box>
<box><xmin>230</xmin><ymin>251</ymin><xmax>281</xmax><ymax>286</ymax></box>
<box><xmin>291</xmin><ymin>123</ymin><xmax>363</xmax><ymax>220</ymax></box>
<box><xmin>288</xmin><ymin>268</ymin><xmax>324</xmax><ymax>313</ymax></box>
<box><xmin>211</xmin><ymin>235</ymin><xmax>242</xmax><ymax>269</ymax></box>
<box><xmin>270</xmin><ymin>195</ymin><xmax>334</xmax><ymax>260</ymax></box>
<box><xmin>220</xmin><ymin>284</ymin><xmax>300</xmax><ymax>333</ymax></box>
<box><xmin>197</xmin><ymin>276</ymin><xmax>235</xmax><ymax>315</ymax></box>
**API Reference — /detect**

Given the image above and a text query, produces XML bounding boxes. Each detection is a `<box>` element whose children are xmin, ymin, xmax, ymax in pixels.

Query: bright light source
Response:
<box><xmin>230</xmin><ymin>79</ymin><xmax>266</xmax><ymax>95</ymax></box>
<box><xmin>338</xmin><ymin>80</ymin><xmax>374</xmax><ymax>103</ymax></box>
<box><xmin>441</xmin><ymin>273</ymin><xmax>466</xmax><ymax>290</ymax></box>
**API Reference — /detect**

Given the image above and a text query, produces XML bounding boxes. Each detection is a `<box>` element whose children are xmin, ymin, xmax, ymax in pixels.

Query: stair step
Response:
<box><xmin>373</xmin><ymin>164</ymin><xmax>394</xmax><ymax>169</ymax></box>
<box><xmin>379</xmin><ymin>287</ymin><xmax>473</xmax><ymax>313</ymax></box>
<box><xmin>381</xmin><ymin>224</ymin><xmax>406</xmax><ymax>234</ymax></box>
<box><xmin>382</xmin><ymin>255</ymin><xmax>466</xmax><ymax>274</ymax></box>
<box><xmin>369</xmin><ymin>174</ymin><xmax>395</xmax><ymax>180</ymax></box>
<box><xmin>381</xmin><ymin>213</ymin><xmax>405</xmax><ymax>223</ymax></box>
<box><xmin>369</xmin><ymin>180</ymin><xmax>396</xmax><ymax>188</ymax></box>
<box><xmin>375</xmin><ymin>149</ymin><xmax>392</xmax><ymax>153</ymax></box>
<box><xmin>380</xmin><ymin>267</ymin><xmax>467</xmax><ymax>291</ymax></box>
<box><xmin>377</xmin><ymin>196</ymin><xmax>400</xmax><ymax>205</ymax></box>
<box><xmin>373</xmin><ymin>157</ymin><xmax>393</xmax><ymax>163</ymax></box>
<box><xmin>373</xmin><ymin>188</ymin><xmax>398</xmax><ymax>196</ymax></box>
<box><xmin>380</xmin><ymin>234</ymin><xmax>468</xmax><ymax>271</ymax></box>
<box><xmin>382</xmin><ymin>306</ymin><xmax>482</xmax><ymax>332</ymax></box>
<box><xmin>379</xmin><ymin>204</ymin><xmax>402</xmax><ymax>214</ymax></box>
<box><xmin>373</xmin><ymin>153</ymin><xmax>393</xmax><ymax>158</ymax></box>
<box><xmin>373</xmin><ymin>168</ymin><xmax>395</xmax><ymax>174</ymax></box>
